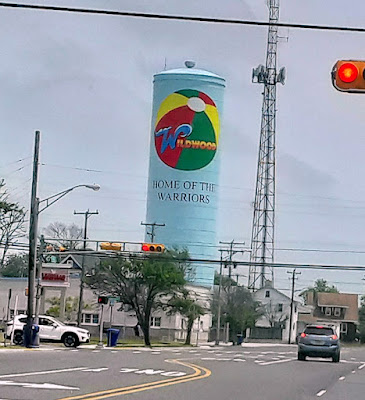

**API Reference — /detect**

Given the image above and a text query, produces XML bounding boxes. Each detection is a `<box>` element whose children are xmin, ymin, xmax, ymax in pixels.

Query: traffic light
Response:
<box><xmin>97</xmin><ymin>296</ymin><xmax>108</xmax><ymax>305</ymax></box>
<box><xmin>332</xmin><ymin>60</ymin><xmax>365</xmax><ymax>93</ymax></box>
<box><xmin>141</xmin><ymin>243</ymin><xmax>165</xmax><ymax>253</ymax></box>
<box><xmin>100</xmin><ymin>242</ymin><xmax>122</xmax><ymax>251</ymax></box>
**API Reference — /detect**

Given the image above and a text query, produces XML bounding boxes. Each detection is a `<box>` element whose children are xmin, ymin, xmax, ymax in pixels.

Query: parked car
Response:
<box><xmin>6</xmin><ymin>314</ymin><xmax>90</xmax><ymax>347</ymax></box>
<box><xmin>297</xmin><ymin>325</ymin><xmax>340</xmax><ymax>362</ymax></box>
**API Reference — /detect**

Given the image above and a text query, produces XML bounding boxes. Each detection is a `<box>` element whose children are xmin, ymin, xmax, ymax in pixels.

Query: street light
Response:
<box><xmin>25</xmin><ymin>182</ymin><xmax>100</xmax><ymax>348</ymax></box>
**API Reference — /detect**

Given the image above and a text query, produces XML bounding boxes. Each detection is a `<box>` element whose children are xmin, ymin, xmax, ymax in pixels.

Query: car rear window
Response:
<box><xmin>304</xmin><ymin>327</ymin><xmax>334</xmax><ymax>336</ymax></box>
<box><xmin>19</xmin><ymin>317</ymin><xmax>27</xmax><ymax>323</ymax></box>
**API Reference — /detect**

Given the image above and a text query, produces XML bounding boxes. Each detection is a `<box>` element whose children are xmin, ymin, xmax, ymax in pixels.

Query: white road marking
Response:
<box><xmin>133</xmin><ymin>351</ymin><xmax>141</xmax><ymax>354</ymax></box>
<box><xmin>233</xmin><ymin>359</ymin><xmax>246</xmax><ymax>362</ymax></box>
<box><xmin>160</xmin><ymin>371</ymin><xmax>186</xmax><ymax>377</ymax></box>
<box><xmin>71</xmin><ymin>349</ymin><xmax>78</xmax><ymax>352</ymax></box>
<box><xmin>201</xmin><ymin>357</ymin><xmax>216</xmax><ymax>361</ymax></box>
<box><xmin>316</xmin><ymin>390</ymin><xmax>326</xmax><ymax>397</ymax></box>
<box><xmin>0</xmin><ymin>367</ymin><xmax>87</xmax><ymax>379</ymax></box>
<box><xmin>82</xmin><ymin>368</ymin><xmax>109</xmax><ymax>373</ymax></box>
<box><xmin>92</xmin><ymin>350</ymin><xmax>100</xmax><ymax>353</ymax></box>
<box><xmin>339</xmin><ymin>376</ymin><xmax>345</xmax><ymax>381</ymax></box>
<box><xmin>352</xmin><ymin>370</ymin><xmax>356</xmax><ymax>374</ymax></box>
<box><xmin>119</xmin><ymin>368</ymin><xmax>186</xmax><ymax>377</ymax></box>
<box><xmin>351</xmin><ymin>358</ymin><xmax>356</xmax><ymax>360</ymax></box>
<box><xmin>0</xmin><ymin>381</ymin><xmax>79</xmax><ymax>390</ymax></box>
<box><xmin>259</xmin><ymin>358</ymin><xmax>296</xmax><ymax>366</ymax></box>
<box><xmin>189</xmin><ymin>350</ymin><xmax>198</xmax><ymax>353</ymax></box>
<box><xmin>358</xmin><ymin>363</ymin><xmax>365</xmax><ymax>370</ymax></box>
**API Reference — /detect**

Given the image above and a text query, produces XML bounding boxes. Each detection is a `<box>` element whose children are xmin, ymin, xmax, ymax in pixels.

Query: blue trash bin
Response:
<box><xmin>107</xmin><ymin>329</ymin><xmax>120</xmax><ymax>347</ymax></box>
<box><xmin>237</xmin><ymin>334</ymin><xmax>243</xmax><ymax>345</ymax></box>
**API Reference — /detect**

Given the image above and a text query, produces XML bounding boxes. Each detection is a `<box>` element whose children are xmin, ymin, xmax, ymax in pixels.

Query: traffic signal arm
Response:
<box><xmin>332</xmin><ymin>60</ymin><xmax>365</xmax><ymax>92</ymax></box>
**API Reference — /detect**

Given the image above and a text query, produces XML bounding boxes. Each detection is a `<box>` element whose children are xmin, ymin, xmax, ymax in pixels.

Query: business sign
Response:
<box><xmin>154</xmin><ymin>89</ymin><xmax>220</xmax><ymax>171</ymax></box>
<box><xmin>41</xmin><ymin>268</ymin><xmax>70</xmax><ymax>287</ymax></box>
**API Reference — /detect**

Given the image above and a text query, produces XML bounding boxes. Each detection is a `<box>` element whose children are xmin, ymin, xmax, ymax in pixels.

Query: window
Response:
<box><xmin>265</xmin><ymin>290</ymin><xmax>270</xmax><ymax>298</ymax></box>
<box><xmin>340</xmin><ymin>323</ymin><xmax>347</xmax><ymax>334</ymax></box>
<box><xmin>82</xmin><ymin>313</ymin><xmax>99</xmax><ymax>325</ymax></box>
<box><xmin>39</xmin><ymin>317</ymin><xmax>54</xmax><ymax>326</ymax></box>
<box><xmin>325</xmin><ymin>307</ymin><xmax>331</xmax><ymax>316</ymax></box>
<box><xmin>277</xmin><ymin>303</ymin><xmax>283</xmax><ymax>312</ymax></box>
<box><xmin>334</xmin><ymin>308</ymin><xmax>341</xmax><ymax>317</ymax></box>
<box><xmin>150</xmin><ymin>316</ymin><xmax>161</xmax><ymax>327</ymax></box>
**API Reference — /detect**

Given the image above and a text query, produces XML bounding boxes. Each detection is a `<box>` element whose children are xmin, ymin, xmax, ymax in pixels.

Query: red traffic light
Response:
<box><xmin>97</xmin><ymin>296</ymin><xmax>108</xmax><ymax>305</ymax></box>
<box><xmin>338</xmin><ymin>62</ymin><xmax>358</xmax><ymax>83</ymax></box>
<box><xmin>332</xmin><ymin>60</ymin><xmax>365</xmax><ymax>92</ymax></box>
<box><xmin>141</xmin><ymin>243</ymin><xmax>165</xmax><ymax>253</ymax></box>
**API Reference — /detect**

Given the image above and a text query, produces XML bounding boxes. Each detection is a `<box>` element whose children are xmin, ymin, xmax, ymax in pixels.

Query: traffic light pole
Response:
<box><xmin>75</xmin><ymin>210</ymin><xmax>99</xmax><ymax>327</ymax></box>
<box><xmin>97</xmin><ymin>304</ymin><xmax>104</xmax><ymax>349</ymax></box>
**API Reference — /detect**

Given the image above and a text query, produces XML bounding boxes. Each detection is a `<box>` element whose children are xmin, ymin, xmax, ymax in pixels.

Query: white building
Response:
<box><xmin>249</xmin><ymin>284</ymin><xmax>299</xmax><ymax>343</ymax></box>
<box><xmin>0</xmin><ymin>274</ymin><xmax>212</xmax><ymax>344</ymax></box>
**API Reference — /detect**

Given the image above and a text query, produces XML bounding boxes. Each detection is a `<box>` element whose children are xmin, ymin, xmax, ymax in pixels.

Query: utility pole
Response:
<box><xmin>287</xmin><ymin>269</ymin><xmax>301</xmax><ymax>344</ymax></box>
<box><xmin>34</xmin><ymin>234</ymin><xmax>46</xmax><ymax>328</ymax></box>
<box><xmin>75</xmin><ymin>209</ymin><xmax>99</xmax><ymax>326</ymax></box>
<box><xmin>141</xmin><ymin>221</ymin><xmax>165</xmax><ymax>243</ymax></box>
<box><xmin>219</xmin><ymin>240</ymin><xmax>245</xmax><ymax>278</ymax></box>
<box><xmin>25</xmin><ymin>130</ymin><xmax>40</xmax><ymax>348</ymax></box>
<box><xmin>215</xmin><ymin>250</ymin><xmax>224</xmax><ymax>346</ymax></box>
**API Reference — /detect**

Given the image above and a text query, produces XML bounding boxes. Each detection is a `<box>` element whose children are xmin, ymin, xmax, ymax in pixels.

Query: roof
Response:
<box><xmin>317</xmin><ymin>292</ymin><xmax>358</xmax><ymax>322</ymax></box>
<box><xmin>254</xmin><ymin>286</ymin><xmax>297</xmax><ymax>303</ymax></box>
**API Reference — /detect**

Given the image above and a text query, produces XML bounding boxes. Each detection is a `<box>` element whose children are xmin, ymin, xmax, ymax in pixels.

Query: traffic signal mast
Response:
<box><xmin>332</xmin><ymin>60</ymin><xmax>365</xmax><ymax>93</ymax></box>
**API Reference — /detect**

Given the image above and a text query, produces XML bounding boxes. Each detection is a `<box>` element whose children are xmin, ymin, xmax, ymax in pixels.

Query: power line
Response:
<box><xmin>0</xmin><ymin>2</ymin><xmax>365</xmax><ymax>34</ymax></box>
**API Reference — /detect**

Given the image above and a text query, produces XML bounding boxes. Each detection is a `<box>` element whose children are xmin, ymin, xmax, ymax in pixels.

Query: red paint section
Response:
<box><xmin>199</xmin><ymin>92</ymin><xmax>216</xmax><ymax>106</ymax></box>
<box><xmin>154</xmin><ymin>105</ymin><xmax>195</xmax><ymax>168</ymax></box>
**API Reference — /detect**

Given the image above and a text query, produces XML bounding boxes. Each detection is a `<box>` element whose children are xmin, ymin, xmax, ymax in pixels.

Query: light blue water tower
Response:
<box><xmin>145</xmin><ymin>61</ymin><xmax>226</xmax><ymax>287</ymax></box>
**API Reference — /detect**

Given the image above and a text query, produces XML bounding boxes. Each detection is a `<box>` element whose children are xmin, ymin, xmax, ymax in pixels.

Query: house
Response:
<box><xmin>248</xmin><ymin>284</ymin><xmax>299</xmax><ymax>343</ymax></box>
<box><xmin>298</xmin><ymin>291</ymin><xmax>358</xmax><ymax>342</ymax></box>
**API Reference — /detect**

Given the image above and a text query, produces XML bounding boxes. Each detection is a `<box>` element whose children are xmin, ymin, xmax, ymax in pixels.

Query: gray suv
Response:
<box><xmin>298</xmin><ymin>325</ymin><xmax>340</xmax><ymax>362</ymax></box>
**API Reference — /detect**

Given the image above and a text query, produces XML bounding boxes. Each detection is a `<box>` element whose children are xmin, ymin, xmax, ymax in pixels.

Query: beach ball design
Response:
<box><xmin>154</xmin><ymin>89</ymin><xmax>220</xmax><ymax>171</ymax></box>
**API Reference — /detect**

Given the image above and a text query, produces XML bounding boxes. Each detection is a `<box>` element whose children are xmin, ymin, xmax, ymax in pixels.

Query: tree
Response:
<box><xmin>86</xmin><ymin>251</ymin><xmax>187</xmax><ymax>346</ymax></box>
<box><xmin>46</xmin><ymin>296</ymin><xmax>91</xmax><ymax>321</ymax></box>
<box><xmin>1</xmin><ymin>253</ymin><xmax>28</xmax><ymax>277</ymax></box>
<box><xmin>212</xmin><ymin>276</ymin><xmax>261</xmax><ymax>343</ymax></box>
<box><xmin>0</xmin><ymin>179</ymin><xmax>26</xmax><ymax>267</ymax></box>
<box><xmin>261</xmin><ymin>301</ymin><xmax>288</xmax><ymax>329</ymax></box>
<box><xmin>300</xmin><ymin>278</ymin><xmax>339</xmax><ymax>304</ymax></box>
<box><xmin>43</xmin><ymin>222</ymin><xmax>83</xmax><ymax>250</ymax></box>
<box><xmin>166</xmin><ymin>289</ymin><xmax>206</xmax><ymax>345</ymax></box>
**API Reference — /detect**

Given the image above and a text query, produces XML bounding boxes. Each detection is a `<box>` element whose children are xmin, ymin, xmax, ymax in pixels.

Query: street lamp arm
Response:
<box><xmin>38</xmin><ymin>184</ymin><xmax>100</xmax><ymax>214</ymax></box>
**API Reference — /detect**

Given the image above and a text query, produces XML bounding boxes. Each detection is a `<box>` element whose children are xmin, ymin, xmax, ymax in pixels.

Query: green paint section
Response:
<box><xmin>176</xmin><ymin>111</ymin><xmax>216</xmax><ymax>171</ymax></box>
<box><xmin>176</xmin><ymin>89</ymin><xmax>200</xmax><ymax>99</ymax></box>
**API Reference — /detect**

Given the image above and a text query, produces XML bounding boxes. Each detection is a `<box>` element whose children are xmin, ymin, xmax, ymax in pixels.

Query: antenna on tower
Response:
<box><xmin>248</xmin><ymin>0</ymin><xmax>286</xmax><ymax>291</ymax></box>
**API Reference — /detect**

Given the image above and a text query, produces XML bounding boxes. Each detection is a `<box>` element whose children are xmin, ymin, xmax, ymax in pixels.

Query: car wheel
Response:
<box><xmin>13</xmin><ymin>331</ymin><xmax>24</xmax><ymax>345</ymax></box>
<box><xmin>62</xmin><ymin>333</ymin><xmax>80</xmax><ymax>348</ymax></box>
<box><xmin>298</xmin><ymin>352</ymin><xmax>306</xmax><ymax>361</ymax></box>
<box><xmin>332</xmin><ymin>353</ymin><xmax>340</xmax><ymax>363</ymax></box>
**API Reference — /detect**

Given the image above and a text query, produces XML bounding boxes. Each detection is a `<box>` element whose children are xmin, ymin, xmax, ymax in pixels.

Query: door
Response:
<box><xmin>38</xmin><ymin>317</ymin><xmax>60</xmax><ymax>340</ymax></box>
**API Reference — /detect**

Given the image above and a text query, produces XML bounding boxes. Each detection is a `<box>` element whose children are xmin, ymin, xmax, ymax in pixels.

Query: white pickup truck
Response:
<box><xmin>6</xmin><ymin>314</ymin><xmax>90</xmax><ymax>347</ymax></box>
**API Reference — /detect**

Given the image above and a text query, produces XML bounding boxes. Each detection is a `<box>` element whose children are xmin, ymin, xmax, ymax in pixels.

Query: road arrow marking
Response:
<box><xmin>0</xmin><ymin>380</ymin><xmax>79</xmax><ymax>390</ymax></box>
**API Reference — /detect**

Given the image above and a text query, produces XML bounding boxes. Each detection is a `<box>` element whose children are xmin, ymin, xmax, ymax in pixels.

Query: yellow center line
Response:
<box><xmin>56</xmin><ymin>359</ymin><xmax>211</xmax><ymax>400</ymax></box>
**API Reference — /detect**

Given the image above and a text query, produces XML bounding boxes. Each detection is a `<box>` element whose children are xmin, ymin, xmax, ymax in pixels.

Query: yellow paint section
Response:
<box><xmin>204</xmin><ymin>104</ymin><xmax>220</xmax><ymax>143</ymax></box>
<box><xmin>155</xmin><ymin>93</ymin><xmax>188</xmax><ymax>127</ymax></box>
<box><xmin>56</xmin><ymin>360</ymin><xmax>211</xmax><ymax>400</ymax></box>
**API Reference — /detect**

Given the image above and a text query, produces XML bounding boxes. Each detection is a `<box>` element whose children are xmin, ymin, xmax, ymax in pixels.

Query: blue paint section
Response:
<box><xmin>145</xmin><ymin>66</ymin><xmax>225</xmax><ymax>287</ymax></box>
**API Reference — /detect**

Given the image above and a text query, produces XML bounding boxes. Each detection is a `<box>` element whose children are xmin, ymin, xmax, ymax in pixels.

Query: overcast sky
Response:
<box><xmin>1</xmin><ymin>0</ymin><xmax>365</xmax><ymax>295</ymax></box>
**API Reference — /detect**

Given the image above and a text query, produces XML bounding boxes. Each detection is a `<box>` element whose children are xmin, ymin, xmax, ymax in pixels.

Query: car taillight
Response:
<box><xmin>332</xmin><ymin>335</ymin><xmax>338</xmax><ymax>340</ymax></box>
<box><xmin>300</xmin><ymin>332</ymin><xmax>306</xmax><ymax>338</ymax></box>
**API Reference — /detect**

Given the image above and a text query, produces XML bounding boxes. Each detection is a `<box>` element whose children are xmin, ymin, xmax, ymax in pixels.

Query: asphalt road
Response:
<box><xmin>0</xmin><ymin>343</ymin><xmax>365</xmax><ymax>400</ymax></box>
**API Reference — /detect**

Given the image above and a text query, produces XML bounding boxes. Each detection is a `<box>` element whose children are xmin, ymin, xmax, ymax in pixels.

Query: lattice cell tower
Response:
<box><xmin>248</xmin><ymin>0</ymin><xmax>286</xmax><ymax>290</ymax></box>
